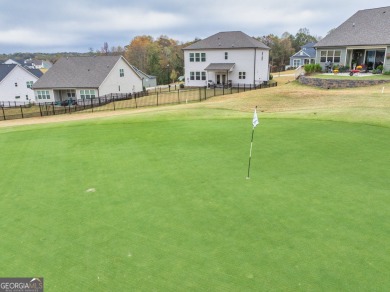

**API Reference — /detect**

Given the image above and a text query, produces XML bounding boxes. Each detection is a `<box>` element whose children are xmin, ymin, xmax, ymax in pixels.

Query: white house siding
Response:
<box><xmin>0</xmin><ymin>66</ymin><xmax>38</xmax><ymax>103</ymax></box>
<box><xmin>99</xmin><ymin>58</ymin><xmax>143</xmax><ymax>96</ymax></box>
<box><xmin>184</xmin><ymin>49</ymin><xmax>269</xmax><ymax>87</ymax></box>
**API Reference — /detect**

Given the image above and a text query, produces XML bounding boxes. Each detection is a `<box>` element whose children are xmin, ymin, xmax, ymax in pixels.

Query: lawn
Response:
<box><xmin>0</xmin><ymin>83</ymin><xmax>390</xmax><ymax>291</ymax></box>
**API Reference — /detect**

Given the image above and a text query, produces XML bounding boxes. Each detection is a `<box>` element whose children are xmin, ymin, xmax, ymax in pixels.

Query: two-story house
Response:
<box><xmin>183</xmin><ymin>31</ymin><xmax>270</xmax><ymax>87</ymax></box>
<box><xmin>0</xmin><ymin>64</ymin><xmax>43</xmax><ymax>104</ymax></box>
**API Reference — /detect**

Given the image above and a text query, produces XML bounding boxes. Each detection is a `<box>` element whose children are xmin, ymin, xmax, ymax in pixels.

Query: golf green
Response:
<box><xmin>0</xmin><ymin>112</ymin><xmax>389</xmax><ymax>291</ymax></box>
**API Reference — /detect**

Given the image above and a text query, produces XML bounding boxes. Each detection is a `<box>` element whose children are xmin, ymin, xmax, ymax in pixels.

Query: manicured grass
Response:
<box><xmin>1</xmin><ymin>109</ymin><xmax>389</xmax><ymax>291</ymax></box>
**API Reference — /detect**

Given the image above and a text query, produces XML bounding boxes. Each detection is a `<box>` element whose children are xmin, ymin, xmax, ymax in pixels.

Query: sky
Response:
<box><xmin>1</xmin><ymin>0</ymin><xmax>389</xmax><ymax>54</ymax></box>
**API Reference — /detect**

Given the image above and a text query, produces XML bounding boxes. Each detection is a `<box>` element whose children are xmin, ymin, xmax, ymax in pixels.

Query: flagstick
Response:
<box><xmin>247</xmin><ymin>106</ymin><xmax>258</xmax><ymax>179</ymax></box>
<box><xmin>246</xmin><ymin>126</ymin><xmax>255</xmax><ymax>179</ymax></box>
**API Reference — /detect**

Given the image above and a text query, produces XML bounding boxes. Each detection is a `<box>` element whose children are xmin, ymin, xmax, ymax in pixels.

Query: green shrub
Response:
<box><xmin>304</xmin><ymin>64</ymin><xmax>322</xmax><ymax>74</ymax></box>
<box><xmin>383</xmin><ymin>70</ymin><xmax>390</xmax><ymax>75</ymax></box>
<box><xmin>269</xmin><ymin>74</ymin><xmax>273</xmax><ymax>80</ymax></box>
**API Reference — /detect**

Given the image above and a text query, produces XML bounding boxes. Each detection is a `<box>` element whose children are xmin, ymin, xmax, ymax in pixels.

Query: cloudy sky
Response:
<box><xmin>0</xmin><ymin>0</ymin><xmax>389</xmax><ymax>53</ymax></box>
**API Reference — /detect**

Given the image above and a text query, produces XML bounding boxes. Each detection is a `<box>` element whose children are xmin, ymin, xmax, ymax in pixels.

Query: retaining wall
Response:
<box><xmin>299</xmin><ymin>76</ymin><xmax>390</xmax><ymax>89</ymax></box>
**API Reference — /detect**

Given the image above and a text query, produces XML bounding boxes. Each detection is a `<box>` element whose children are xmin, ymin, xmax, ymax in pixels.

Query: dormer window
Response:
<box><xmin>119</xmin><ymin>69</ymin><xmax>124</xmax><ymax>77</ymax></box>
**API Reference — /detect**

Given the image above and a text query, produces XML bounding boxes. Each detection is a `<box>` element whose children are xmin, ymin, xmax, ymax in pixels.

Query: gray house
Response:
<box><xmin>32</xmin><ymin>56</ymin><xmax>143</xmax><ymax>103</ymax></box>
<box><xmin>289</xmin><ymin>42</ymin><xmax>316</xmax><ymax>68</ymax></box>
<box><xmin>314</xmin><ymin>6</ymin><xmax>390</xmax><ymax>71</ymax></box>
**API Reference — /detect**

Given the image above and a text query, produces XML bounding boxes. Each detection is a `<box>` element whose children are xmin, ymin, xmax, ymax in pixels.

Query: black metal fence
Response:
<box><xmin>0</xmin><ymin>82</ymin><xmax>277</xmax><ymax>121</ymax></box>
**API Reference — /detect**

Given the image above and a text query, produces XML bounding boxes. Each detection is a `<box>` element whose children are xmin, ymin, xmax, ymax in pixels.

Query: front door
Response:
<box><xmin>217</xmin><ymin>74</ymin><xmax>226</xmax><ymax>85</ymax></box>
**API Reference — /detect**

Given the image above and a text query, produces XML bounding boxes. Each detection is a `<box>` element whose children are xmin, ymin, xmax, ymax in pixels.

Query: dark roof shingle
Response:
<box><xmin>32</xmin><ymin>56</ymin><xmax>123</xmax><ymax>89</ymax></box>
<box><xmin>183</xmin><ymin>31</ymin><xmax>269</xmax><ymax>50</ymax></box>
<box><xmin>315</xmin><ymin>6</ymin><xmax>390</xmax><ymax>47</ymax></box>
<box><xmin>0</xmin><ymin>64</ymin><xmax>16</xmax><ymax>82</ymax></box>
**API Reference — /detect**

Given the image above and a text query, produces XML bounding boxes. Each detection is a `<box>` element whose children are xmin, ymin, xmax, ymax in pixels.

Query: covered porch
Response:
<box><xmin>204</xmin><ymin>63</ymin><xmax>235</xmax><ymax>87</ymax></box>
<box><xmin>346</xmin><ymin>48</ymin><xmax>386</xmax><ymax>70</ymax></box>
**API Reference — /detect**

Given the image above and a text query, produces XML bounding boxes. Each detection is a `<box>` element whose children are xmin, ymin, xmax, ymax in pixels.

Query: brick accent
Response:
<box><xmin>298</xmin><ymin>76</ymin><xmax>390</xmax><ymax>89</ymax></box>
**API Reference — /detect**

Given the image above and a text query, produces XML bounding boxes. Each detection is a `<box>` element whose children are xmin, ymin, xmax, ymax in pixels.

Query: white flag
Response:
<box><xmin>252</xmin><ymin>108</ymin><xmax>259</xmax><ymax>128</ymax></box>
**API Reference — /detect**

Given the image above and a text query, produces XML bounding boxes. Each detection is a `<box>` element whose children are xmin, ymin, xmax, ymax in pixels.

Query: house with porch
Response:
<box><xmin>32</xmin><ymin>56</ymin><xmax>143</xmax><ymax>103</ymax></box>
<box><xmin>182</xmin><ymin>31</ymin><xmax>270</xmax><ymax>87</ymax></box>
<box><xmin>289</xmin><ymin>42</ymin><xmax>316</xmax><ymax>68</ymax></box>
<box><xmin>314</xmin><ymin>6</ymin><xmax>390</xmax><ymax>72</ymax></box>
<box><xmin>0</xmin><ymin>64</ymin><xmax>43</xmax><ymax>104</ymax></box>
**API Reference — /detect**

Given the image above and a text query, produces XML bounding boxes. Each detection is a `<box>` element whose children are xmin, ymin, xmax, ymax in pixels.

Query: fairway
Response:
<box><xmin>1</xmin><ymin>108</ymin><xmax>389</xmax><ymax>291</ymax></box>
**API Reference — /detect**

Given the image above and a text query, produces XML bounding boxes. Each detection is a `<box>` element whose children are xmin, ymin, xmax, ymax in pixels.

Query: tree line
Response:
<box><xmin>1</xmin><ymin>28</ymin><xmax>319</xmax><ymax>84</ymax></box>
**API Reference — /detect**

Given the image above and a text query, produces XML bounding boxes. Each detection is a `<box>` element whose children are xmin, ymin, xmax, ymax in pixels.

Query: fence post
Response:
<box><xmin>20</xmin><ymin>105</ymin><xmax>24</xmax><ymax>119</ymax></box>
<box><xmin>204</xmin><ymin>86</ymin><xmax>207</xmax><ymax>100</ymax></box>
<box><xmin>157</xmin><ymin>92</ymin><xmax>159</xmax><ymax>106</ymax></box>
<box><xmin>223</xmin><ymin>85</ymin><xmax>225</xmax><ymax>96</ymax></box>
<box><xmin>39</xmin><ymin>103</ymin><xmax>43</xmax><ymax>117</ymax></box>
<box><xmin>199</xmin><ymin>87</ymin><xmax>201</xmax><ymax>102</ymax></box>
<box><xmin>113</xmin><ymin>95</ymin><xmax>116</xmax><ymax>110</ymax></box>
<box><xmin>91</xmin><ymin>99</ymin><xmax>94</xmax><ymax>112</ymax></box>
<box><xmin>134</xmin><ymin>94</ymin><xmax>138</xmax><ymax>109</ymax></box>
<box><xmin>1</xmin><ymin>106</ymin><xmax>5</xmax><ymax>120</ymax></box>
<box><xmin>52</xmin><ymin>102</ymin><xmax>55</xmax><ymax>115</ymax></box>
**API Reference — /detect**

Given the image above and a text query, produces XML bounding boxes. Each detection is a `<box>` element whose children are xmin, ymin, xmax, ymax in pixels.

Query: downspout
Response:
<box><xmin>254</xmin><ymin>48</ymin><xmax>257</xmax><ymax>85</ymax></box>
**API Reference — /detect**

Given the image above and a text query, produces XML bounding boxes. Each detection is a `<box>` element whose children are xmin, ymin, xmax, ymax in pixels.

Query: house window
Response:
<box><xmin>239</xmin><ymin>72</ymin><xmax>246</xmax><ymax>79</ymax></box>
<box><xmin>120</xmin><ymin>69</ymin><xmax>124</xmax><ymax>77</ymax></box>
<box><xmin>26</xmin><ymin>81</ymin><xmax>34</xmax><ymax>88</ymax></box>
<box><xmin>320</xmin><ymin>50</ymin><xmax>341</xmax><ymax>63</ymax></box>
<box><xmin>201</xmin><ymin>53</ymin><xmax>206</xmax><ymax>62</ymax></box>
<box><xmin>15</xmin><ymin>83</ymin><xmax>18</xmax><ymax>87</ymax></box>
<box><xmin>80</xmin><ymin>89</ymin><xmax>96</xmax><ymax>99</ymax></box>
<box><xmin>225</xmin><ymin>52</ymin><xmax>228</xmax><ymax>60</ymax></box>
<box><xmin>66</xmin><ymin>90</ymin><xmax>76</xmax><ymax>98</ymax></box>
<box><xmin>190</xmin><ymin>71</ymin><xmax>206</xmax><ymax>80</ymax></box>
<box><xmin>195</xmin><ymin>53</ymin><xmax>200</xmax><ymax>62</ymax></box>
<box><xmin>36</xmin><ymin>90</ymin><xmax>50</xmax><ymax>100</ymax></box>
<box><xmin>15</xmin><ymin>96</ymin><xmax>20</xmax><ymax>99</ymax></box>
<box><xmin>189</xmin><ymin>53</ymin><xmax>194</xmax><ymax>62</ymax></box>
<box><xmin>293</xmin><ymin>59</ymin><xmax>301</xmax><ymax>67</ymax></box>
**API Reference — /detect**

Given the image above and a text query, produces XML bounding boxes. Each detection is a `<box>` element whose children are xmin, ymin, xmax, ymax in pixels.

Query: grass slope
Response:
<box><xmin>1</xmin><ymin>107</ymin><xmax>389</xmax><ymax>290</ymax></box>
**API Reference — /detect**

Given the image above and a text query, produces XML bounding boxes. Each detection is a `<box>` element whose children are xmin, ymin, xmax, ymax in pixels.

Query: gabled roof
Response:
<box><xmin>183</xmin><ymin>31</ymin><xmax>270</xmax><ymax>50</ymax></box>
<box><xmin>291</xmin><ymin>42</ymin><xmax>316</xmax><ymax>59</ymax></box>
<box><xmin>0</xmin><ymin>64</ymin><xmax>17</xmax><ymax>82</ymax></box>
<box><xmin>315</xmin><ymin>6</ymin><xmax>390</xmax><ymax>47</ymax></box>
<box><xmin>33</xmin><ymin>55</ymin><xmax>127</xmax><ymax>89</ymax></box>
<box><xmin>130</xmin><ymin>65</ymin><xmax>156</xmax><ymax>79</ymax></box>
<box><xmin>27</xmin><ymin>69</ymin><xmax>44</xmax><ymax>78</ymax></box>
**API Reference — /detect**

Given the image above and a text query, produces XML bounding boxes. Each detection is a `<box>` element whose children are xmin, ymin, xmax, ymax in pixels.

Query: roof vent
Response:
<box><xmin>352</xmin><ymin>22</ymin><xmax>355</xmax><ymax>27</ymax></box>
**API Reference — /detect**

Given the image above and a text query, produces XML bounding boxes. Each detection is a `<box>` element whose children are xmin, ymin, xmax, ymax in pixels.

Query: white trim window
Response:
<box><xmin>189</xmin><ymin>52</ymin><xmax>206</xmax><ymax>62</ymax></box>
<box><xmin>36</xmin><ymin>90</ymin><xmax>50</xmax><ymax>100</ymax></box>
<box><xmin>119</xmin><ymin>69</ymin><xmax>124</xmax><ymax>77</ymax></box>
<box><xmin>190</xmin><ymin>71</ymin><xmax>206</xmax><ymax>81</ymax></box>
<box><xmin>293</xmin><ymin>59</ymin><xmax>301</xmax><ymax>67</ymax></box>
<box><xmin>80</xmin><ymin>89</ymin><xmax>96</xmax><ymax>99</ymax></box>
<box><xmin>225</xmin><ymin>52</ymin><xmax>228</xmax><ymax>60</ymax></box>
<box><xmin>239</xmin><ymin>72</ymin><xmax>246</xmax><ymax>79</ymax></box>
<box><xmin>26</xmin><ymin>81</ymin><xmax>34</xmax><ymax>88</ymax></box>
<box><xmin>320</xmin><ymin>50</ymin><xmax>341</xmax><ymax>63</ymax></box>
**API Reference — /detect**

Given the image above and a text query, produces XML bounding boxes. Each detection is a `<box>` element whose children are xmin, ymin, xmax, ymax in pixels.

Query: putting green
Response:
<box><xmin>0</xmin><ymin>111</ymin><xmax>389</xmax><ymax>291</ymax></box>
